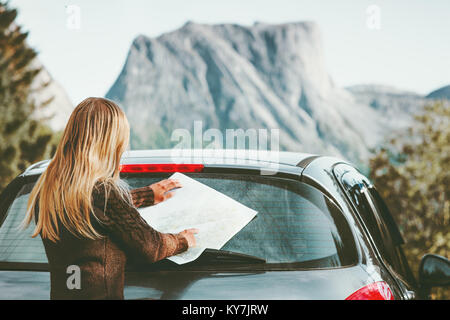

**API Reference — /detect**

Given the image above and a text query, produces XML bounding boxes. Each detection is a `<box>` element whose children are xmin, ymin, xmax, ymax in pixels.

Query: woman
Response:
<box><xmin>22</xmin><ymin>97</ymin><xmax>198</xmax><ymax>300</ymax></box>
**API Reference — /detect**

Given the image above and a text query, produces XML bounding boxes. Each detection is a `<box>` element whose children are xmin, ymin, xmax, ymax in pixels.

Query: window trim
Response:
<box><xmin>0</xmin><ymin>261</ymin><xmax>48</xmax><ymax>272</ymax></box>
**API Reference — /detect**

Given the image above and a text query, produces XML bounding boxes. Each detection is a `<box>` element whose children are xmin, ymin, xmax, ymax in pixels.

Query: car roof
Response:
<box><xmin>22</xmin><ymin>149</ymin><xmax>322</xmax><ymax>176</ymax></box>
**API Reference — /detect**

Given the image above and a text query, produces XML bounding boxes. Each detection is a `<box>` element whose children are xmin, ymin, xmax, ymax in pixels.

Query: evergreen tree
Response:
<box><xmin>0</xmin><ymin>2</ymin><xmax>55</xmax><ymax>192</ymax></box>
<box><xmin>370</xmin><ymin>101</ymin><xmax>449</xmax><ymax>299</ymax></box>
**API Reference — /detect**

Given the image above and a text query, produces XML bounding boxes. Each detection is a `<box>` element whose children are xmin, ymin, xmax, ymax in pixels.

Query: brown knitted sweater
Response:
<box><xmin>37</xmin><ymin>182</ymin><xmax>188</xmax><ymax>300</ymax></box>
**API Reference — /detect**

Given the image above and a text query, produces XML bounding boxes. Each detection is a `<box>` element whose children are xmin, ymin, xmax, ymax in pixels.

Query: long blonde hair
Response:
<box><xmin>23</xmin><ymin>97</ymin><xmax>131</xmax><ymax>242</ymax></box>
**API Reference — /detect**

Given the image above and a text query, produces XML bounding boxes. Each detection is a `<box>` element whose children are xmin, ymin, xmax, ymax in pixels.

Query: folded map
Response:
<box><xmin>138</xmin><ymin>172</ymin><xmax>258</xmax><ymax>264</ymax></box>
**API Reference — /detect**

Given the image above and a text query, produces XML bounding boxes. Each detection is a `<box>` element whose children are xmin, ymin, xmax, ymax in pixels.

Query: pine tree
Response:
<box><xmin>0</xmin><ymin>2</ymin><xmax>55</xmax><ymax>191</ymax></box>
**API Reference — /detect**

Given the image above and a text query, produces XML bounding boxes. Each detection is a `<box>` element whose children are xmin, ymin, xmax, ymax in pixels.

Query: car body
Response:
<box><xmin>0</xmin><ymin>149</ymin><xmax>447</xmax><ymax>300</ymax></box>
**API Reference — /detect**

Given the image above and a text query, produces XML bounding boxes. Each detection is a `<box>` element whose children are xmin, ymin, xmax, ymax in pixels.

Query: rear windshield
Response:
<box><xmin>0</xmin><ymin>183</ymin><xmax>46</xmax><ymax>263</ymax></box>
<box><xmin>0</xmin><ymin>173</ymin><xmax>357</xmax><ymax>269</ymax></box>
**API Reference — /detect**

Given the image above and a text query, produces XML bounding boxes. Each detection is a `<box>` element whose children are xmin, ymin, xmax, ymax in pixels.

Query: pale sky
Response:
<box><xmin>9</xmin><ymin>0</ymin><xmax>450</xmax><ymax>105</ymax></box>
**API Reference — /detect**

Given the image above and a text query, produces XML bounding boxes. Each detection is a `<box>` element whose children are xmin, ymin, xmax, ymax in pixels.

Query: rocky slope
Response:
<box><xmin>346</xmin><ymin>84</ymin><xmax>427</xmax><ymax>133</ymax></box>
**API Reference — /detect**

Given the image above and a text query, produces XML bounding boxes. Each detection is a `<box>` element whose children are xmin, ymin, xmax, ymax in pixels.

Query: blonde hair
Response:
<box><xmin>23</xmin><ymin>97</ymin><xmax>131</xmax><ymax>242</ymax></box>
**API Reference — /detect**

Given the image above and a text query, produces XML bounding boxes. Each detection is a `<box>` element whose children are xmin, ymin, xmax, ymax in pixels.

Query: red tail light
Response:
<box><xmin>120</xmin><ymin>163</ymin><xmax>204</xmax><ymax>173</ymax></box>
<box><xmin>346</xmin><ymin>281</ymin><xmax>394</xmax><ymax>300</ymax></box>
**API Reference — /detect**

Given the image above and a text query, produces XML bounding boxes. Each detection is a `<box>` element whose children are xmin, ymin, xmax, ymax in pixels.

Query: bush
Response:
<box><xmin>369</xmin><ymin>101</ymin><xmax>449</xmax><ymax>299</ymax></box>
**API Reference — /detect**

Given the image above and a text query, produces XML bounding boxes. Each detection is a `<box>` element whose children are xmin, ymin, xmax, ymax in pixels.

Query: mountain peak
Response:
<box><xmin>426</xmin><ymin>84</ymin><xmax>450</xmax><ymax>99</ymax></box>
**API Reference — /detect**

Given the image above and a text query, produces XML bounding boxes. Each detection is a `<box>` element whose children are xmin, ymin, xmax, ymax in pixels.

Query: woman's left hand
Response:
<box><xmin>150</xmin><ymin>179</ymin><xmax>182</xmax><ymax>204</ymax></box>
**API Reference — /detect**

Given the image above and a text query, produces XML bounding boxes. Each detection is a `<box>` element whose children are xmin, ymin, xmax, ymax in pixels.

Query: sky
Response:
<box><xmin>9</xmin><ymin>0</ymin><xmax>450</xmax><ymax>105</ymax></box>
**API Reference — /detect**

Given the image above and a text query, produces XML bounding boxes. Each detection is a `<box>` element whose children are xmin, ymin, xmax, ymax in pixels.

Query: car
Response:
<box><xmin>0</xmin><ymin>149</ymin><xmax>448</xmax><ymax>300</ymax></box>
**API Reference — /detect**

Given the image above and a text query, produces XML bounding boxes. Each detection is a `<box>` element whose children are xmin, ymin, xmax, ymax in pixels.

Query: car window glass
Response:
<box><xmin>0</xmin><ymin>174</ymin><xmax>358</xmax><ymax>269</ymax></box>
<box><xmin>365</xmin><ymin>187</ymin><xmax>410</xmax><ymax>277</ymax></box>
<box><xmin>126</xmin><ymin>174</ymin><xmax>358</xmax><ymax>267</ymax></box>
<box><xmin>342</xmin><ymin>177</ymin><xmax>390</xmax><ymax>261</ymax></box>
<box><xmin>368</xmin><ymin>188</ymin><xmax>404</xmax><ymax>245</ymax></box>
<box><xmin>0</xmin><ymin>183</ymin><xmax>47</xmax><ymax>263</ymax></box>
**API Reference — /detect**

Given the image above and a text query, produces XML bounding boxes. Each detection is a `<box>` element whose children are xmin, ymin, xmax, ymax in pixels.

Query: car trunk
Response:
<box><xmin>124</xmin><ymin>266</ymin><xmax>372</xmax><ymax>300</ymax></box>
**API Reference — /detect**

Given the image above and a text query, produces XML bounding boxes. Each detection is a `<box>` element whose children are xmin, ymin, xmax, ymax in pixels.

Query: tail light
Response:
<box><xmin>120</xmin><ymin>163</ymin><xmax>204</xmax><ymax>173</ymax></box>
<box><xmin>346</xmin><ymin>281</ymin><xmax>394</xmax><ymax>300</ymax></box>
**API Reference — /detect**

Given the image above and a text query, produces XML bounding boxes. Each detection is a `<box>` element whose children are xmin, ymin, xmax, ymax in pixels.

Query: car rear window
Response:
<box><xmin>0</xmin><ymin>183</ymin><xmax>47</xmax><ymax>263</ymax></box>
<box><xmin>0</xmin><ymin>173</ymin><xmax>357</xmax><ymax>268</ymax></box>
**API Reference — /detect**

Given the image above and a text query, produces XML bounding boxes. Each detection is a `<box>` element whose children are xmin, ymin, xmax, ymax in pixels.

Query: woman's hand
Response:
<box><xmin>178</xmin><ymin>228</ymin><xmax>199</xmax><ymax>248</ymax></box>
<box><xmin>150</xmin><ymin>179</ymin><xmax>182</xmax><ymax>204</ymax></box>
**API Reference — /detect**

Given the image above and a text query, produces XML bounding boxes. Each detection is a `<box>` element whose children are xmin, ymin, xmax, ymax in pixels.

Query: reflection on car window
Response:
<box><xmin>0</xmin><ymin>183</ymin><xmax>47</xmax><ymax>263</ymax></box>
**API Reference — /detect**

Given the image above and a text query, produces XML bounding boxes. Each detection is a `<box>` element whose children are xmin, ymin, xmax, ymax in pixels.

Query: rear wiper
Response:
<box><xmin>196</xmin><ymin>248</ymin><xmax>266</xmax><ymax>264</ymax></box>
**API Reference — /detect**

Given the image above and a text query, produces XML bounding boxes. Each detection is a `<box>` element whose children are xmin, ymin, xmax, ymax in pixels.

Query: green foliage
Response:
<box><xmin>0</xmin><ymin>2</ymin><xmax>56</xmax><ymax>192</ymax></box>
<box><xmin>369</xmin><ymin>101</ymin><xmax>449</xmax><ymax>299</ymax></box>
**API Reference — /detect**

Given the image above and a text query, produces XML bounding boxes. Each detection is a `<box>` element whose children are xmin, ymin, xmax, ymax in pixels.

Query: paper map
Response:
<box><xmin>138</xmin><ymin>172</ymin><xmax>258</xmax><ymax>264</ymax></box>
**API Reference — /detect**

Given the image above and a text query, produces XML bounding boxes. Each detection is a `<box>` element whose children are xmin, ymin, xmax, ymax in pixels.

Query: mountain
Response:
<box><xmin>106</xmin><ymin>21</ymin><xmax>424</xmax><ymax>164</ymax></box>
<box><xmin>29</xmin><ymin>59</ymin><xmax>74</xmax><ymax>131</ymax></box>
<box><xmin>346</xmin><ymin>84</ymin><xmax>426</xmax><ymax>131</ymax></box>
<box><xmin>426</xmin><ymin>85</ymin><xmax>450</xmax><ymax>100</ymax></box>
